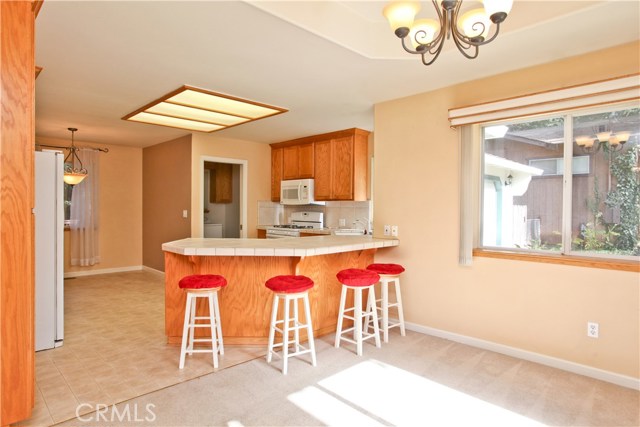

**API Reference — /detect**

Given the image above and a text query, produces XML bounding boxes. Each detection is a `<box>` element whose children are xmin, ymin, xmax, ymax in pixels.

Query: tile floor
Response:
<box><xmin>19</xmin><ymin>271</ymin><xmax>265</xmax><ymax>427</ymax></box>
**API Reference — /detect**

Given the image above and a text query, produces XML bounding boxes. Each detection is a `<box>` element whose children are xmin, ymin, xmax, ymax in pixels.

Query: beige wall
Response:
<box><xmin>143</xmin><ymin>135</ymin><xmax>192</xmax><ymax>271</ymax></box>
<box><xmin>191</xmin><ymin>133</ymin><xmax>271</xmax><ymax>238</ymax></box>
<box><xmin>373</xmin><ymin>41</ymin><xmax>640</xmax><ymax>379</ymax></box>
<box><xmin>37</xmin><ymin>137</ymin><xmax>143</xmax><ymax>274</ymax></box>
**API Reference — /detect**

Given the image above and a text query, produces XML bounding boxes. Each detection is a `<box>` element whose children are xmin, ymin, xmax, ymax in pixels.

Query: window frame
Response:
<box><xmin>478</xmin><ymin>102</ymin><xmax>640</xmax><ymax>266</ymax></box>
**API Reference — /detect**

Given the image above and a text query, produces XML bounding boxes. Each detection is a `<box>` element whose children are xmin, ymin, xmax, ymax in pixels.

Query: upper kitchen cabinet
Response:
<box><xmin>314</xmin><ymin>129</ymin><xmax>369</xmax><ymax>201</ymax></box>
<box><xmin>270</xmin><ymin>128</ymin><xmax>370</xmax><ymax>202</ymax></box>
<box><xmin>271</xmin><ymin>147</ymin><xmax>283</xmax><ymax>201</ymax></box>
<box><xmin>283</xmin><ymin>143</ymin><xmax>314</xmax><ymax>180</ymax></box>
<box><xmin>205</xmin><ymin>162</ymin><xmax>232</xmax><ymax>203</ymax></box>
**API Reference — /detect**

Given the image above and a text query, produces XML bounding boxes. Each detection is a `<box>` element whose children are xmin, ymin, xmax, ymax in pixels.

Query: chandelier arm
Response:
<box><xmin>452</xmin><ymin>33</ymin><xmax>479</xmax><ymax>59</ymax></box>
<box><xmin>421</xmin><ymin>32</ymin><xmax>447</xmax><ymax>66</ymax></box>
<box><xmin>400</xmin><ymin>36</ymin><xmax>424</xmax><ymax>55</ymax></box>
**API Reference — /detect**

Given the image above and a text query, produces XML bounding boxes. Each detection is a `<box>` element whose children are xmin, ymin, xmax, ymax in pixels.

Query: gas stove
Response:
<box><xmin>266</xmin><ymin>212</ymin><xmax>323</xmax><ymax>238</ymax></box>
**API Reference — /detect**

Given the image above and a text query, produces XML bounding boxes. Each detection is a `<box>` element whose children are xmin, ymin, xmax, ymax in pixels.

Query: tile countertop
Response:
<box><xmin>162</xmin><ymin>235</ymin><xmax>399</xmax><ymax>257</ymax></box>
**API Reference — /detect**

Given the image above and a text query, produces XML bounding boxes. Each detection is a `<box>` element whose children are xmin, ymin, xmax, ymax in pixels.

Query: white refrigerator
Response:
<box><xmin>35</xmin><ymin>150</ymin><xmax>64</xmax><ymax>351</ymax></box>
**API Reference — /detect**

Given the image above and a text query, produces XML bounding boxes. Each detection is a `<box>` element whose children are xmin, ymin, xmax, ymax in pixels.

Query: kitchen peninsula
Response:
<box><xmin>163</xmin><ymin>235</ymin><xmax>399</xmax><ymax>345</ymax></box>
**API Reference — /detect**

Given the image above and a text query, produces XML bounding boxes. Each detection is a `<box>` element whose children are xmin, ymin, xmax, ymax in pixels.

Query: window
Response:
<box><xmin>481</xmin><ymin>104</ymin><xmax>639</xmax><ymax>259</ymax></box>
<box><xmin>529</xmin><ymin>156</ymin><xmax>590</xmax><ymax>176</ymax></box>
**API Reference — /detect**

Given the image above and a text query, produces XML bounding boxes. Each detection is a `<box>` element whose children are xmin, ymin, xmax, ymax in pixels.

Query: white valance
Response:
<box><xmin>449</xmin><ymin>74</ymin><xmax>640</xmax><ymax>127</ymax></box>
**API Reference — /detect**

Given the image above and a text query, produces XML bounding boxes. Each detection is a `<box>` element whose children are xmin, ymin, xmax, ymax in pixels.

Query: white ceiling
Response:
<box><xmin>35</xmin><ymin>1</ymin><xmax>640</xmax><ymax>148</ymax></box>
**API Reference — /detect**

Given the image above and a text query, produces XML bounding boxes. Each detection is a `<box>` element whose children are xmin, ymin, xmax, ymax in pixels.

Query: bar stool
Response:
<box><xmin>366</xmin><ymin>263</ymin><xmax>406</xmax><ymax>343</ymax></box>
<box><xmin>178</xmin><ymin>274</ymin><xmax>227</xmax><ymax>369</ymax></box>
<box><xmin>335</xmin><ymin>268</ymin><xmax>381</xmax><ymax>356</ymax></box>
<box><xmin>266</xmin><ymin>275</ymin><xmax>317</xmax><ymax>375</ymax></box>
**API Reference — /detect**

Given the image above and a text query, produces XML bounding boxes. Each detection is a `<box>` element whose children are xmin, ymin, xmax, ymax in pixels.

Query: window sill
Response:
<box><xmin>473</xmin><ymin>249</ymin><xmax>639</xmax><ymax>273</ymax></box>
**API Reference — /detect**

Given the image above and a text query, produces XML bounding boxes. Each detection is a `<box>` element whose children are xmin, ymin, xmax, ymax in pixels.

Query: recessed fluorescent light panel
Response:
<box><xmin>122</xmin><ymin>85</ymin><xmax>287</xmax><ymax>132</ymax></box>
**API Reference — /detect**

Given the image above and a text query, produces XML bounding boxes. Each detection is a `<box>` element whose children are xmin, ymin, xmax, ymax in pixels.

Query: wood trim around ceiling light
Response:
<box><xmin>122</xmin><ymin>85</ymin><xmax>288</xmax><ymax>133</ymax></box>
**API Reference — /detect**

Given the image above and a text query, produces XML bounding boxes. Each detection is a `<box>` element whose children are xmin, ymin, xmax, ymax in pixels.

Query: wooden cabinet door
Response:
<box><xmin>331</xmin><ymin>136</ymin><xmax>354</xmax><ymax>200</ymax></box>
<box><xmin>271</xmin><ymin>148</ymin><xmax>283</xmax><ymax>201</ymax></box>
<box><xmin>215</xmin><ymin>163</ymin><xmax>232</xmax><ymax>203</ymax></box>
<box><xmin>314</xmin><ymin>139</ymin><xmax>332</xmax><ymax>200</ymax></box>
<box><xmin>282</xmin><ymin>146</ymin><xmax>299</xmax><ymax>180</ymax></box>
<box><xmin>298</xmin><ymin>143</ymin><xmax>314</xmax><ymax>178</ymax></box>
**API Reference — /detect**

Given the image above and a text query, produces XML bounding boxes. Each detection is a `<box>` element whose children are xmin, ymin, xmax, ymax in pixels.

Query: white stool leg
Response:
<box><xmin>179</xmin><ymin>293</ymin><xmax>193</xmax><ymax>369</ymax></box>
<box><xmin>267</xmin><ymin>294</ymin><xmax>279</xmax><ymax>363</ymax></box>
<box><xmin>293</xmin><ymin>295</ymin><xmax>301</xmax><ymax>353</ymax></box>
<box><xmin>354</xmin><ymin>288</ymin><xmax>363</xmax><ymax>356</ymax></box>
<box><xmin>187</xmin><ymin>294</ymin><xmax>197</xmax><ymax>355</ymax></box>
<box><xmin>368</xmin><ymin>286</ymin><xmax>381</xmax><ymax>348</ymax></box>
<box><xmin>282</xmin><ymin>296</ymin><xmax>291</xmax><ymax>375</ymax></box>
<box><xmin>335</xmin><ymin>285</ymin><xmax>347</xmax><ymax>348</ymax></box>
<box><xmin>207</xmin><ymin>293</ymin><xmax>219</xmax><ymax>369</ymax></box>
<box><xmin>303</xmin><ymin>293</ymin><xmax>316</xmax><ymax>367</ymax></box>
<box><xmin>212</xmin><ymin>291</ymin><xmax>224</xmax><ymax>354</ymax></box>
<box><xmin>394</xmin><ymin>277</ymin><xmax>406</xmax><ymax>336</ymax></box>
<box><xmin>381</xmin><ymin>279</ymin><xmax>390</xmax><ymax>343</ymax></box>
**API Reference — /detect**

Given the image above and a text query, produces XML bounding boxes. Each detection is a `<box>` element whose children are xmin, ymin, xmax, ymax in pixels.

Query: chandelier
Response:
<box><xmin>63</xmin><ymin>127</ymin><xmax>88</xmax><ymax>185</ymax></box>
<box><xmin>383</xmin><ymin>0</ymin><xmax>513</xmax><ymax>66</ymax></box>
<box><xmin>575</xmin><ymin>128</ymin><xmax>630</xmax><ymax>154</ymax></box>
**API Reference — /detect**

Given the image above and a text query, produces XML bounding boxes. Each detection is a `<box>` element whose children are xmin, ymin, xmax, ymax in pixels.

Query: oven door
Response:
<box><xmin>266</xmin><ymin>229</ymin><xmax>300</xmax><ymax>239</ymax></box>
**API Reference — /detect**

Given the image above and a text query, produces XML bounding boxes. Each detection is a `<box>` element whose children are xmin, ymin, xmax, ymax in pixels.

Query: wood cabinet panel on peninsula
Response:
<box><xmin>270</xmin><ymin>128</ymin><xmax>370</xmax><ymax>202</ymax></box>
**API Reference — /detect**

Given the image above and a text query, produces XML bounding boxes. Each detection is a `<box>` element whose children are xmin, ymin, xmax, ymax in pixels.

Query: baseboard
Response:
<box><xmin>142</xmin><ymin>265</ymin><xmax>165</xmax><ymax>277</ymax></box>
<box><xmin>64</xmin><ymin>265</ymin><xmax>143</xmax><ymax>278</ymax></box>
<box><xmin>403</xmin><ymin>321</ymin><xmax>640</xmax><ymax>391</ymax></box>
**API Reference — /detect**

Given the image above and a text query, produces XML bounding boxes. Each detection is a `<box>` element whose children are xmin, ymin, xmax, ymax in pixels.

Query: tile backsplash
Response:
<box><xmin>257</xmin><ymin>200</ymin><xmax>372</xmax><ymax>230</ymax></box>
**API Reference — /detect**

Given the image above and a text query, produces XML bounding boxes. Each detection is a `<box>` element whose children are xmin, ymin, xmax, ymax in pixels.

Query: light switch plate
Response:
<box><xmin>183</xmin><ymin>210</ymin><xmax>188</xmax><ymax>218</ymax></box>
<box><xmin>391</xmin><ymin>225</ymin><xmax>399</xmax><ymax>237</ymax></box>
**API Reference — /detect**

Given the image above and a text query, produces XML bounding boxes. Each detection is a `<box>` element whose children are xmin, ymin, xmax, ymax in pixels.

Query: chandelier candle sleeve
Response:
<box><xmin>383</xmin><ymin>0</ymin><xmax>513</xmax><ymax>67</ymax></box>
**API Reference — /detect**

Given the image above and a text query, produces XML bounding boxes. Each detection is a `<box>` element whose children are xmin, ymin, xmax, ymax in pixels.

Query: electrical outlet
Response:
<box><xmin>339</xmin><ymin>218</ymin><xmax>346</xmax><ymax>227</ymax></box>
<box><xmin>587</xmin><ymin>322</ymin><xmax>599</xmax><ymax>338</ymax></box>
<box><xmin>182</xmin><ymin>210</ymin><xmax>188</xmax><ymax>218</ymax></box>
<box><xmin>391</xmin><ymin>225</ymin><xmax>399</xmax><ymax>237</ymax></box>
<box><xmin>384</xmin><ymin>225</ymin><xmax>391</xmax><ymax>236</ymax></box>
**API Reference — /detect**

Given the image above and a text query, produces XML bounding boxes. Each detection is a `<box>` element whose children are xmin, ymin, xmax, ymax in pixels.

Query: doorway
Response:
<box><xmin>200</xmin><ymin>156</ymin><xmax>247</xmax><ymax>238</ymax></box>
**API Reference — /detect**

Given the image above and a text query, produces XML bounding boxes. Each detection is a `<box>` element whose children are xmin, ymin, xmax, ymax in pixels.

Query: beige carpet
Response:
<box><xmin>56</xmin><ymin>330</ymin><xmax>639</xmax><ymax>426</ymax></box>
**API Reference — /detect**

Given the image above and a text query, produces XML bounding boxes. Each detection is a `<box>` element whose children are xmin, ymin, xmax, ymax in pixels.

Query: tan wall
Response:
<box><xmin>143</xmin><ymin>135</ymin><xmax>192</xmax><ymax>271</ymax></box>
<box><xmin>373</xmin><ymin>41</ymin><xmax>640</xmax><ymax>378</ymax></box>
<box><xmin>191</xmin><ymin>134</ymin><xmax>271</xmax><ymax>238</ymax></box>
<box><xmin>36</xmin><ymin>137</ymin><xmax>143</xmax><ymax>274</ymax></box>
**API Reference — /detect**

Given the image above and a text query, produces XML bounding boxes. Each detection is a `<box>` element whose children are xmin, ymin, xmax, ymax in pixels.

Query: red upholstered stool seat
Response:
<box><xmin>366</xmin><ymin>263</ymin><xmax>405</xmax><ymax>276</ymax></box>
<box><xmin>179</xmin><ymin>274</ymin><xmax>227</xmax><ymax>290</ymax></box>
<box><xmin>336</xmin><ymin>268</ymin><xmax>380</xmax><ymax>287</ymax></box>
<box><xmin>266</xmin><ymin>275</ymin><xmax>314</xmax><ymax>293</ymax></box>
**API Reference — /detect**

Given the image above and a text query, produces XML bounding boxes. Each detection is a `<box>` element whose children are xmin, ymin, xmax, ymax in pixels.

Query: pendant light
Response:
<box><xmin>63</xmin><ymin>127</ymin><xmax>87</xmax><ymax>185</ymax></box>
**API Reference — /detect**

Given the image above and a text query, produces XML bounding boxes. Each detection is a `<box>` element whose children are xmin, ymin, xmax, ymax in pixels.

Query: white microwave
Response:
<box><xmin>280</xmin><ymin>179</ymin><xmax>314</xmax><ymax>205</ymax></box>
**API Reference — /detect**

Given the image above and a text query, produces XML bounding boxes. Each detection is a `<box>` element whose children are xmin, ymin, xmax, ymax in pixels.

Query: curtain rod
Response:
<box><xmin>36</xmin><ymin>143</ymin><xmax>109</xmax><ymax>153</ymax></box>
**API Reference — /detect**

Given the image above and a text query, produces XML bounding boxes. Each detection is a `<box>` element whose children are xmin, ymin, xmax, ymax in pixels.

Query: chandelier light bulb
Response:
<box><xmin>459</xmin><ymin>8</ymin><xmax>491</xmax><ymax>41</ymax></box>
<box><xmin>409</xmin><ymin>19</ymin><xmax>440</xmax><ymax>49</ymax></box>
<box><xmin>575</xmin><ymin>136</ymin><xmax>594</xmax><ymax>148</ymax></box>
<box><xmin>383</xmin><ymin>1</ymin><xmax>421</xmax><ymax>36</ymax></box>
<box><xmin>615</xmin><ymin>131</ymin><xmax>630</xmax><ymax>143</ymax></box>
<box><xmin>483</xmin><ymin>0</ymin><xmax>513</xmax><ymax>23</ymax></box>
<box><xmin>596</xmin><ymin>131</ymin><xmax>611</xmax><ymax>142</ymax></box>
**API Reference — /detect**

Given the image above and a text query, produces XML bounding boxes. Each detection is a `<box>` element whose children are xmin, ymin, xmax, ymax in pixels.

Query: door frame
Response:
<box><xmin>197</xmin><ymin>156</ymin><xmax>248</xmax><ymax>238</ymax></box>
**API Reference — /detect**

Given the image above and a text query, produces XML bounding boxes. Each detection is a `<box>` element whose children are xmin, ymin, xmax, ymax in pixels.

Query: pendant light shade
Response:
<box><xmin>63</xmin><ymin>127</ymin><xmax>87</xmax><ymax>185</ymax></box>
